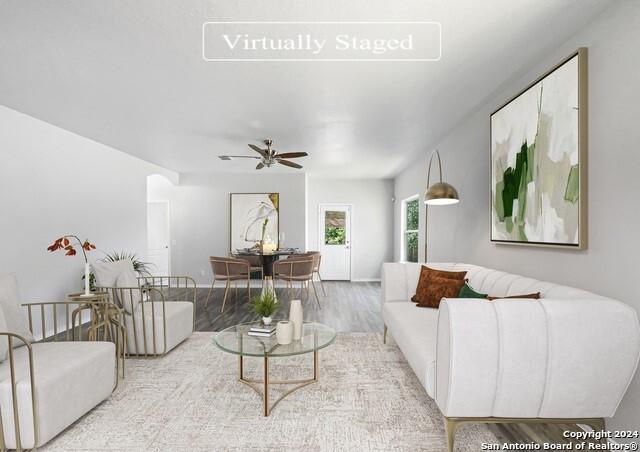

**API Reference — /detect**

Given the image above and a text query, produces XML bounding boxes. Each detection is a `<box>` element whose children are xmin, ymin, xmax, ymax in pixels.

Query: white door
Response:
<box><xmin>319</xmin><ymin>204</ymin><xmax>351</xmax><ymax>280</ymax></box>
<box><xmin>147</xmin><ymin>201</ymin><xmax>171</xmax><ymax>276</ymax></box>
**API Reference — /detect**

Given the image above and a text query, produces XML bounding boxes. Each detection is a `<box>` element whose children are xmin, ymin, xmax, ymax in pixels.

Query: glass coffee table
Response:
<box><xmin>214</xmin><ymin>321</ymin><xmax>336</xmax><ymax>416</ymax></box>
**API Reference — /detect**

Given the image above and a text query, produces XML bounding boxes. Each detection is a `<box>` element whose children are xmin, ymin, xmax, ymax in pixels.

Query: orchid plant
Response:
<box><xmin>47</xmin><ymin>235</ymin><xmax>97</xmax><ymax>296</ymax></box>
<box><xmin>47</xmin><ymin>235</ymin><xmax>96</xmax><ymax>263</ymax></box>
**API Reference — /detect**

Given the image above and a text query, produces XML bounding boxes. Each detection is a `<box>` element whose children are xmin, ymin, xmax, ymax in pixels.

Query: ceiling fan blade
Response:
<box><xmin>248</xmin><ymin>144</ymin><xmax>268</xmax><ymax>158</ymax></box>
<box><xmin>278</xmin><ymin>159</ymin><xmax>303</xmax><ymax>169</ymax></box>
<box><xmin>276</xmin><ymin>152</ymin><xmax>308</xmax><ymax>159</ymax></box>
<box><xmin>218</xmin><ymin>155</ymin><xmax>260</xmax><ymax>160</ymax></box>
<box><xmin>256</xmin><ymin>162</ymin><xmax>265</xmax><ymax>170</ymax></box>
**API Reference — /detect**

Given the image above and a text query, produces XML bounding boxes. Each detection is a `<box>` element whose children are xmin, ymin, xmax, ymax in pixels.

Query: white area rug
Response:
<box><xmin>42</xmin><ymin>333</ymin><xmax>498</xmax><ymax>451</ymax></box>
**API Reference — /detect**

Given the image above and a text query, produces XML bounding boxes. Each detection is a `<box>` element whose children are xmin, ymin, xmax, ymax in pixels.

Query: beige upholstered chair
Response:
<box><xmin>0</xmin><ymin>273</ymin><xmax>116</xmax><ymax>450</ymax></box>
<box><xmin>206</xmin><ymin>256</ymin><xmax>251</xmax><ymax>313</ymax></box>
<box><xmin>93</xmin><ymin>260</ymin><xmax>196</xmax><ymax>357</ymax></box>
<box><xmin>274</xmin><ymin>258</ymin><xmax>320</xmax><ymax>308</ymax></box>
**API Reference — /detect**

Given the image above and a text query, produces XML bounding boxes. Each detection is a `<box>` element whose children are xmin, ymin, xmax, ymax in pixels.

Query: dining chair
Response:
<box><xmin>274</xmin><ymin>258</ymin><xmax>320</xmax><ymax>308</ymax></box>
<box><xmin>206</xmin><ymin>256</ymin><xmax>251</xmax><ymax>313</ymax></box>
<box><xmin>231</xmin><ymin>253</ymin><xmax>264</xmax><ymax>282</ymax></box>
<box><xmin>301</xmin><ymin>251</ymin><xmax>326</xmax><ymax>296</ymax></box>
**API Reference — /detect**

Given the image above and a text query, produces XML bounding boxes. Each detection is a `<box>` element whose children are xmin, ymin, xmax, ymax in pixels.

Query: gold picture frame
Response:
<box><xmin>490</xmin><ymin>47</ymin><xmax>588</xmax><ymax>249</ymax></box>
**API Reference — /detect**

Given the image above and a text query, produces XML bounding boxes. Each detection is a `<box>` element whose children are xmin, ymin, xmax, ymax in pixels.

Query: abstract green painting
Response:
<box><xmin>491</xmin><ymin>50</ymin><xmax>586</xmax><ymax>248</ymax></box>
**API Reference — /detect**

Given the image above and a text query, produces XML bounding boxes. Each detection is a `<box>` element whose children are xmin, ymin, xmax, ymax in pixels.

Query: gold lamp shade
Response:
<box><xmin>424</xmin><ymin>150</ymin><xmax>459</xmax><ymax>205</ymax></box>
<box><xmin>425</xmin><ymin>182</ymin><xmax>459</xmax><ymax>205</ymax></box>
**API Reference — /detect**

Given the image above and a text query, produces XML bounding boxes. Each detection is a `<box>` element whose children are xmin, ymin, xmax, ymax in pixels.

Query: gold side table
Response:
<box><xmin>68</xmin><ymin>292</ymin><xmax>126</xmax><ymax>380</ymax></box>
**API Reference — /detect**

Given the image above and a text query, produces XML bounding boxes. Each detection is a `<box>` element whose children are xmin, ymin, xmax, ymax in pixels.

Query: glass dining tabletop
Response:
<box><xmin>214</xmin><ymin>321</ymin><xmax>336</xmax><ymax>357</ymax></box>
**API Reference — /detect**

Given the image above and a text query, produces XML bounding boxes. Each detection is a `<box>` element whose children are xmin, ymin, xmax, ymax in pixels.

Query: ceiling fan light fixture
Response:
<box><xmin>220</xmin><ymin>139</ymin><xmax>308</xmax><ymax>170</ymax></box>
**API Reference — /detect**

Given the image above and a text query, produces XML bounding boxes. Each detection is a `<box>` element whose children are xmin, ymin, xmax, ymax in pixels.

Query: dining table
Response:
<box><xmin>233</xmin><ymin>248</ymin><xmax>302</xmax><ymax>295</ymax></box>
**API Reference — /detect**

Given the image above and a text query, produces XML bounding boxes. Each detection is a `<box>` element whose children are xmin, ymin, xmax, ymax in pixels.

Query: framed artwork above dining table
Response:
<box><xmin>230</xmin><ymin>193</ymin><xmax>279</xmax><ymax>252</ymax></box>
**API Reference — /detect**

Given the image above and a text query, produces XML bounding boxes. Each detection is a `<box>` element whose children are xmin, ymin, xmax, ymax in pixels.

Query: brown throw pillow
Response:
<box><xmin>487</xmin><ymin>292</ymin><xmax>541</xmax><ymax>301</ymax></box>
<box><xmin>412</xmin><ymin>265</ymin><xmax>467</xmax><ymax>305</ymax></box>
<box><xmin>415</xmin><ymin>276</ymin><xmax>466</xmax><ymax>309</ymax></box>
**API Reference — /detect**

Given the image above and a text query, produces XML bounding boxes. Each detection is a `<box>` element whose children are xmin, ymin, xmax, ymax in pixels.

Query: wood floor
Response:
<box><xmin>196</xmin><ymin>280</ymin><xmax>601</xmax><ymax>448</ymax></box>
<box><xmin>195</xmin><ymin>280</ymin><xmax>382</xmax><ymax>332</ymax></box>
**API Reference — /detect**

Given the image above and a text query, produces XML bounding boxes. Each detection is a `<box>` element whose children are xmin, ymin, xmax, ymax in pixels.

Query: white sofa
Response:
<box><xmin>381</xmin><ymin>262</ymin><xmax>640</xmax><ymax>451</ymax></box>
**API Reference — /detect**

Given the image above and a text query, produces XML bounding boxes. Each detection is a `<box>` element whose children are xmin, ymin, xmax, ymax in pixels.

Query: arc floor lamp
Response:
<box><xmin>423</xmin><ymin>149</ymin><xmax>459</xmax><ymax>262</ymax></box>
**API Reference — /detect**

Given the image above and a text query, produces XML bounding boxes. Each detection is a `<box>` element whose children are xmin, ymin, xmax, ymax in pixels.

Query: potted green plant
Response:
<box><xmin>251</xmin><ymin>289</ymin><xmax>278</xmax><ymax>325</ymax></box>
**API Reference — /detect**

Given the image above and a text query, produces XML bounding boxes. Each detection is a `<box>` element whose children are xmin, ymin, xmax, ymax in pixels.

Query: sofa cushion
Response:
<box><xmin>125</xmin><ymin>301</ymin><xmax>193</xmax><ymax>355</ymax></box>
<box><xmin>0</xmin><ymin>274</ymin><xmax>34</xmax><ymax>345</ymax></box>
<box><xmin>487</xmin><ymin>292</ymin><xmax>540</xmax><ymax>301</ymax></box>
<box><xmin>92</xmin><ymin>259</ymin><xmax>135</xmax><ymax>288</ymax></box>
<box><xmin>0</xmin><ymin>306</ymin><xmax>8</xmax><ymax>361</ymax></box>
<box><xmin>411</xmin><ymin>266</ymin><xmax>467</xmax><ymax>304</ymax></box>
<box><xmin>115</xmin><ymin>268</ymin><xmax>142</xmax><ymax>313</ymax></box>
<box><xmin>416</xmin><ymin>276</ymin><xmax>466</xmax><ymax>308</ymax></box>
<box><xmin>458</xmin><ymin>282</ymin><xmax>488</xmax><ymax>299</ymax></box>
<box><xmin>382</xmin><ymin>301</ymin><xmax>438</xmax><ymax>396</ymax></box>
<box><xmin>0</xmin><ymin>341</ymin><xmax>115</xmax><ymax>449</ymax></box>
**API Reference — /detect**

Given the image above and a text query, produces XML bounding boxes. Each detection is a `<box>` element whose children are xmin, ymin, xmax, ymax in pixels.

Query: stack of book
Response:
<box><xmin>247</xmin><ymin>324</ymin><xmax>276</xmax><ymax>337</ymax></box>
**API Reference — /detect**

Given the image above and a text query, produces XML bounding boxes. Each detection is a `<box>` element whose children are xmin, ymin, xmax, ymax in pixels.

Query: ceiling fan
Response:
<box><xmin>218</xmin><ymin>139</ymin><xmax>308</xmax><ymax>170</ymax></box>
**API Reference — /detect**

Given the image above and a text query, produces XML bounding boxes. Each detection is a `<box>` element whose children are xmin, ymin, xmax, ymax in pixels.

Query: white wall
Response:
<box><xmin>307</xmin><ymin>178</ymin><xmax>394</xmax><ymax>281</ymax></box>
<box><xmin>0</xmin><ymin>105</ymin><xmax>176</xmax><ymax>301</ymax></box>
<box><xmin>393</xmin><ymin>1</ymin><xmax>640</xmax><ymax>433</ymax></box>
<box><xmin>147</xmin><ymin>172</ymin><xmax>306</xmax><ymax>284</ymax></box>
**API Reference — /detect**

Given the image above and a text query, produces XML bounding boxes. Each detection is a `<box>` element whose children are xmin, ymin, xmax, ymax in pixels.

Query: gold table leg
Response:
<box><xmin>238</xmin><ymin>350</ymin><xmax>319</xmax><ymax>416</ymax></box>
<box><xmin>264</xmin><ymin>355</ymin><xmax>269</xmax><ymax>416</ymax></box>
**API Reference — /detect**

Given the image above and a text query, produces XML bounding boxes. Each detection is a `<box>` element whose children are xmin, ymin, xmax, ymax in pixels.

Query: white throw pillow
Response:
<box><xmin>0</xmin><ymin>304</ymin><xmax>9</xmax><ymax>362</ymax></box>
<box><xmin>116</xmin><ymin>269</ymin><xmax>142</xmax><ymax>313</ymax></box>
<box><xmin>0</xmin><ymin>273</ymin><xmax>34</xmax><ymax>344</ymax></box>
<box><xmin>92</xmin><ymin>259</ymin><xmax>136</xmax><ymax>288</ymax></box>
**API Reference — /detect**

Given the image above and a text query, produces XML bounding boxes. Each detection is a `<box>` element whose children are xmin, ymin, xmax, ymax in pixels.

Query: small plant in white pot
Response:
<box><xmin>251</xmin><ymin>289</ymin><xmax>278</xmax><ymax>325</ymax></box>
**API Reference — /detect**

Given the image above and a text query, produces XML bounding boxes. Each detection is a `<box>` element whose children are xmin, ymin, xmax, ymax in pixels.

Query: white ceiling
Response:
<box><xmin>0</xmin><ymin>0</ymin><xmax>612</xmax><ymax>178</ymax></box>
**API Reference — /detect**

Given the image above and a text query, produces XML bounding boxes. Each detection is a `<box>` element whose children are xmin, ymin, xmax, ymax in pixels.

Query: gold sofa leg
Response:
<box><xmin>445</xmin><ymin>417</ymin><xmax>461</xmax><ymax>452</ymax></box>
<box><xmin>444</xmin><ymin>416</ymin><xmax>606</xmax><ymax>452</ymax></box>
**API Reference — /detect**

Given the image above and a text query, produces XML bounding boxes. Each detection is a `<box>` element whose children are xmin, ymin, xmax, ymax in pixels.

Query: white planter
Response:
<box><xmin>276</xmin><ymin>320</ymin><xmax>293</xmax><ymax>345</ymax></box>
<box><xmin>262</xmin><ymin>316</ymin><xmax>272</xmax><ymax>326</ymax></box>
<box><xmin>289</xmin><ymin>299</ymin><xmax>303</xmax><ymax>341</ymax></box>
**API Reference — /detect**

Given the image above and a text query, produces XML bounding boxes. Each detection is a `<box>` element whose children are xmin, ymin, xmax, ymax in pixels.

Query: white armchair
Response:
<box><xmin>0</xmin><ymin>273</ymin><xmax>116</xmax><ymax>450</ymax></box>
<box><xmin>93</xmin><ymin>260</ymin><xmax>195</xmax><ymax>357</ymax></box>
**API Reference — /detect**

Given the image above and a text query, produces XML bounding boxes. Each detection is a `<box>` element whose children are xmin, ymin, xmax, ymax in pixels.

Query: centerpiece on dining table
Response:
<box><xmin>259</xmin><ymin>219</ymin><xmax>277</xmax><ymax>253</ymax></box>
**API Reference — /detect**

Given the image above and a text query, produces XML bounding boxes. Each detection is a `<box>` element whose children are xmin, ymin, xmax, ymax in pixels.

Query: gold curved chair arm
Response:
<box><xmin>0</xmin><ymin>332</ymin><xmax>38</xmax><ymax>452</ymax></box>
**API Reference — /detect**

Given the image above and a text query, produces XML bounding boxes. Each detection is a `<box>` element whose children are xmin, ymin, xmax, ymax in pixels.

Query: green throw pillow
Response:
<box><xmin>458</xmin><ymin>282</ymin><xmax>488</xmax><ymax>299</ymax></box>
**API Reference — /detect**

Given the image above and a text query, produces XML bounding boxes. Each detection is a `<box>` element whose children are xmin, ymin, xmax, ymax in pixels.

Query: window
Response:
<box><xmin>401</xmin><ymin>196</ymin><xmax>419</xmax><ymax>262</ymax></box>
<box><xmin>324</xmin><ymin>210</ymin><xmax>346</xmax><ymax>245</ymax></box>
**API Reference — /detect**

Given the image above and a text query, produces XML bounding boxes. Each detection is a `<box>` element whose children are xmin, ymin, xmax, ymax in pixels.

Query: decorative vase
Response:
<box><xmin>262</xmin><ymin>316</ymin><xmax>272</xmax><ymax>326</ymax></box>
<box><xmin>289</xmin><ymin>299</ymin><xmax>303</xmax><ymax>341</ymax></box>
<box><xmin>82</xmin><ymin>262</ymin><xmax>92</xmax><ymax>297</ymax></box>
<box><xmin>276</xmin><ymin>320</ymin><xmax>293</xmax><ymax>345</ymax></box>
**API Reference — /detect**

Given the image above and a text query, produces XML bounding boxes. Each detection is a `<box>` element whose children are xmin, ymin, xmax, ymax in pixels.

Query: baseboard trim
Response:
<box><xmin>351</xmin><ymin>278</ymin><xmax>381</xmax><ymax>282</ymax></box>
<box><xmin>195</xmin><ymin>281</ymin><xmax>291</xmax><ymax>289</ymax></box>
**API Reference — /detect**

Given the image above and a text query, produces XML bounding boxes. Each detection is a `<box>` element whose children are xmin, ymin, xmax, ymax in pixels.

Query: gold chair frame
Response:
<box><xmin>98</xmin><ymin>275</ymin><xmax>196</xmax><ymax>357</ymax></box>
